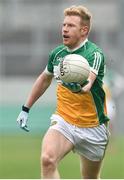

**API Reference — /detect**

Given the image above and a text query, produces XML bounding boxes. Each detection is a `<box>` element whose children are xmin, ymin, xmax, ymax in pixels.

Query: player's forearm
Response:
<box><xmin>82</xmin><ymin>71</ymin><xmax>96</xmax><ymax>93</ymax></box>
<box><xmin>24</xmin><ymin>72</ymin><xmax>53</xmax><ymax>109</ymax></box>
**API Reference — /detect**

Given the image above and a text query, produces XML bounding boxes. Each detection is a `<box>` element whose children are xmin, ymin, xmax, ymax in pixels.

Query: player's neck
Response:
<box><xmin>67</xmin><ymin>38</ymin><xmax>88</xmax><ymax>52</ymax></box>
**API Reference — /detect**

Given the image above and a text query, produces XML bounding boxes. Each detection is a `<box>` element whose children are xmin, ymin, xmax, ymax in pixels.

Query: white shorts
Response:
<box><xmin>49</xmin><ymin>114</ymin><xmax>110</xmax><ymax>161</ymax></box>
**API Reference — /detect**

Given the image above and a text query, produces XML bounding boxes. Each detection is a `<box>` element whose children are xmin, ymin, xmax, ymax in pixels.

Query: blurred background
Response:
<box><xmin>0</xmin><ymin>0</ymin><xmax>124</xmax><ymax>179</ymax></box>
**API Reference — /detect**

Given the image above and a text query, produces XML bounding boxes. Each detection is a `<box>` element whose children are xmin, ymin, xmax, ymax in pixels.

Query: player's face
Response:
<box><xmin>62</xmin><ymin>15</ymin><xmax>87</xmax><ymax>49</ymax></box>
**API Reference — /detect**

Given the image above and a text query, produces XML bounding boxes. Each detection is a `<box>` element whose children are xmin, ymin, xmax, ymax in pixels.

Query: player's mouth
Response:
<box><xmin>63</xmin><ymin>35</ymin><xmax>70</xmax><ymax>40</ymax></box>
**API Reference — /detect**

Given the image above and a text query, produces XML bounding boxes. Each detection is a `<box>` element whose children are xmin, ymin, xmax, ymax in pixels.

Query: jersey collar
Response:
<box><xmin>66</xmin><ymin>38</ymin><xmax>88</xmax><ymax>52</ymax></box>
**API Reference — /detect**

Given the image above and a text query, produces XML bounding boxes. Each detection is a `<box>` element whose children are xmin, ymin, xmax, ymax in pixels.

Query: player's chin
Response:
<box><xmin>63</xmin><ymin>39</ymin><xmax>70</xmax><ymax>46</ymax></box>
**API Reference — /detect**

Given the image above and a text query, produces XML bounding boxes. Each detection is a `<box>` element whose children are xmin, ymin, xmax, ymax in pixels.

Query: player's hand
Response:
<box><xmin>17</xmin><ymin>106</ymin><xmax>30</xmax><ymax>132</ymax></box>
<box><xmin>62</xmin><ymin>80</ymin><xmax>89</xmax><ymax>93</ymax></box>
<box><xmin>62</xmin><ymin>82</ymin><xmax>82</xmax><ymax>93</ymax></box>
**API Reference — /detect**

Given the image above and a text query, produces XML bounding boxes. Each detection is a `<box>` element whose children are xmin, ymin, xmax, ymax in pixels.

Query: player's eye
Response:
<box><xmin>63</xmin><ymin>23</ymin><xmax>66</xmax><ymax>27</ymax></box>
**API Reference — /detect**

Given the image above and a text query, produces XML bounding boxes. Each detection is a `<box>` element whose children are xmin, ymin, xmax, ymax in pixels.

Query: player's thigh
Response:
<box><xmin>80</xmin><ymin>155</ymin><xmax>103</xmax><ymax>179</ymax></box>
<box><xmin>41</xmin><ymin>129</ymin><xmax>74</xmax><ymax>162</ymax></box>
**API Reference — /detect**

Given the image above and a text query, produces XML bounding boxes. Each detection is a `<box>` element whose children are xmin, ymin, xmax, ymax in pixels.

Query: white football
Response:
<box><xmin>59</xmin><ymin>54</ymin><xmax>90</xmax><ymax>84</ymax></box>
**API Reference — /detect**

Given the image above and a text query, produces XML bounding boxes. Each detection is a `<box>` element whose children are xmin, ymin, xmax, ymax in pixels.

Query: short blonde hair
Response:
<box><xmin>64</xmin><ymin>5</ymin><xmax>92</xmax><ymax>31</ymax></box>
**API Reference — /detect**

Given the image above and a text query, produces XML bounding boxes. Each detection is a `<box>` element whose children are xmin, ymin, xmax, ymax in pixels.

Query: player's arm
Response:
<box><xmin>17</xmin><ymin>71</ymin><xmax>53</xmax><ymax>131</ymax></box>
<box><xmin>24</xmin><ymin>71</ymin><xmax>53</xmax><ymax>108</ymax></box>
<box><xmin>81</xmin><ymin>71</ymin><xmax>96</xmax><ymax>93</ymax></box>
<box><xmin>17</xmin><ymin>49</ymin><xmax>54</xmax><ymax>131</ymax></box>
<box><xmin>81</xmin><ymin>51</ymin><xmax>104</xmax><ymax>93</ymax></box>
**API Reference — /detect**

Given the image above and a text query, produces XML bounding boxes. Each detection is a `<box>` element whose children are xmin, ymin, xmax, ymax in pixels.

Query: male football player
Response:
<box><xmin>17</xmin><ymin>5</ymin><xmax>110</xmax><ymax>179</ymax></box>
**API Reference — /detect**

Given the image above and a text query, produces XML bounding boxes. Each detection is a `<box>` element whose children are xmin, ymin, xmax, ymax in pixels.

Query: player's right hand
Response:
<box><xmin>17</xmin><ymin>106</ymin><xmax>30</xmax><ymax>132</ymax></box>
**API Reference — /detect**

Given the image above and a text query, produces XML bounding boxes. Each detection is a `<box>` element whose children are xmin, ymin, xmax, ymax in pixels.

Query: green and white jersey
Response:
<box><xmin>45</xmin><ymin>39</ymin><xmax>109</xmax><ymax>127</ymax></box>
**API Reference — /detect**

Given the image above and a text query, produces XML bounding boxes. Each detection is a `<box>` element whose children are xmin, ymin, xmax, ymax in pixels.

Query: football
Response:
<box><xmin>58</xmin><ymin>54</ymin><xmax>90</xmax><ymax>84</ymax></box>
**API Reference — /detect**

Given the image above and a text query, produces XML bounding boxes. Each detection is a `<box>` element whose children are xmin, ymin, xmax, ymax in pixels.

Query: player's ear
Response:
<box><xmin>81</xmin><ymin>26</ymin><xmax>88</xmax><ymax>36</ymax></box>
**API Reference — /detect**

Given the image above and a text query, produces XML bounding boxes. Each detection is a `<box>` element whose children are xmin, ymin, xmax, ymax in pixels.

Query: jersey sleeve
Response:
<box><xmin>90</xmin><ymin>51</ymin><xmax>104</xmax><ymax>75</ymax></box>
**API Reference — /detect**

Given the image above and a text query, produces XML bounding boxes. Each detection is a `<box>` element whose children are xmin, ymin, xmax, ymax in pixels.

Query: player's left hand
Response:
<box><xmin>62</xmin><ymin>80</ymin><xmax>89</xmax><ymax>93</ymax></box>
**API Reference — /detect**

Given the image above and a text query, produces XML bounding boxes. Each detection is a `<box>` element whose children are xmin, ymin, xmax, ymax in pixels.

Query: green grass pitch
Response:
<box><xmin>0</xmin><ymin>134</ymin><xmax>124</xmax><ymax>179</ymax></box>
<box><xmin>0</xmin><ymin>104</ymin><xmax>124</xmax><ymax>178</ymax></box>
